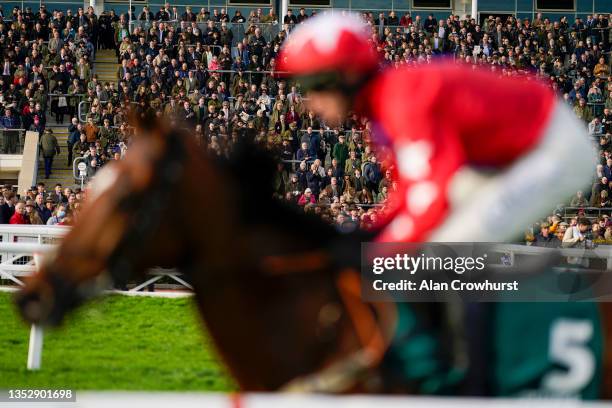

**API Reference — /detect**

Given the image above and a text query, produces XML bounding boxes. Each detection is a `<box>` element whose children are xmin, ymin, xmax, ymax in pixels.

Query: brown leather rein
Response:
<box><xmin>261</xmin><ymin>251</ymin><xmax>398</xmax><ymax>393</ymax></box>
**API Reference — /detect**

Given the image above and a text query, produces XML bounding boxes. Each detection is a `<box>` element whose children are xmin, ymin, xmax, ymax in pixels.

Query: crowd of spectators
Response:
<box><xmin>0</xmin><ymin>181</ymin><xmax>81</xmax><ymax>225</ymax></box>
<box><xmin>3</xmin><ymin>3</ymin><xmax>612</xmax><ymax>232</ymax></box>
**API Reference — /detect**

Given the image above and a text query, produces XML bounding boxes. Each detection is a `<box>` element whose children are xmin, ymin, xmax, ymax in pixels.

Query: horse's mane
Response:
<box><xmin>215</xmin><ymin>140</ymin><xmax>379</xmax><ymax>264</ymax></box>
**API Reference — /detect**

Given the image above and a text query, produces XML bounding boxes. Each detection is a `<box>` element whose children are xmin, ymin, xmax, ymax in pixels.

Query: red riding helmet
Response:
<box><xmin>278</xmin><ymin>14</ymin><xmax>379</xmax><ymax>86</ymax></box>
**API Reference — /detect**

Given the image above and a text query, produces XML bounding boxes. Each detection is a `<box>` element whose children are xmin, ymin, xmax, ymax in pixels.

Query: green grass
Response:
<box><xmin>0</xmin><ymin>292</ymin><xmax>235</xmax><ymax>391</ymax></box>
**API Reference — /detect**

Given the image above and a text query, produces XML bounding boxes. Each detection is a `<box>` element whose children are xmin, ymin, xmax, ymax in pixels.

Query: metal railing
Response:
<box><xmin>129</xmin><ymin>20</ymin><xmax>285</xmax><ymax>46</ymax></box>
<box><xmin>563</xmin><ymin>206</ymin><xmax>612</xmax><ymax>221</ymax></box>
<box><xmin>47</xmin><ymin>93</ymin><xmax>85</xmax><ymax>118</ymax></box>
<box><xmin>0</xmin><ymin>225</ymin><xmax>191</xmax><ymax>292</ymax></box>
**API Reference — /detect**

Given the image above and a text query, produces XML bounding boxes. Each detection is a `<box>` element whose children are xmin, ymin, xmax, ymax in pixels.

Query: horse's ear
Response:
<box><xmin>224</xmin><ymin>139</ymin><xmax>278</xmax><ymax>199</ymax></box>
<box><xmin>127</xmin><ymin>108</ymin><xmax>166</xmax><ymax>140</ymax></box>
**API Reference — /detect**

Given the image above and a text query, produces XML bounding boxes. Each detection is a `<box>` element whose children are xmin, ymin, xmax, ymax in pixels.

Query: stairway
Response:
<box><xmin>94</xmin><ymin>49</ymin><xmax>119</xmax><ymax>86</ymax></box>
<box><xmin>36</xmin><ymin>127</ymin><xmax>76</xmax><ymax>189</ymax></box>
<box><xmin>34</xmin><ymin>50</ymin><xmax>120</xmax><ymax>189</ymax></box>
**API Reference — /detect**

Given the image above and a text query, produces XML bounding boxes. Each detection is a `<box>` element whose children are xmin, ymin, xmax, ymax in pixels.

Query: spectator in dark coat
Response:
<box><xmin>34</xmin><ymin>194</ymin><xmax>52</xmax><ymax>224</ymax></box>
<box><xmin>0</xmin><ymin>108</ymin><xmax>21</xmax><ymax>154</ymax></box>
<box><xmin>534</xmin><ymin>223</ymin><xmax>561</xmax><ymax>248</ymax></box>
<box><xmin>306</xmin><ymin>163</ymin><xmax>322</xmax><ymax>196</ymax></box>
<box><xmin>39</xmin><ymin>129</ymin><xmax>60</xmax><ymax>179</ymax></box>
<box><xmin>67</xmin><ymin>117</ymin><xmax>80</xmax><ymax>166</ymax></box>
<box><xmin>296</xmin><ymin>142</ymin><xmax>312</xmax><ymax>163</ymax></box>
<box><xmin>332</xmin><ymin>134</ymin><xmax>349</xmax><ymax>171</ymax></box>
<box><xmin>604</xmin><ymin>158</ymin><xmax>612</xmax><ymax>180</ymax></box>
<box><xmin>284</xmin><ymin>9</ymin><xmax>298</xmax><ymax>25</ymax></box>
<box><xmin>591</xmin><ymin>177</ymin><xmax>609</xmax><ymax>206</ymax></box>
<box><xmin>0</xmin><ymin>195</ymin><xmax>10</xmax><ymax>224</ymax></box>
<box><xmin>363</xmin><ymin>156</ymin><xmax>382</xmax><ymax>195</ymax></box>
<box><xmin>295</xmin><ymin>161</ymin><xmax>308</xmax><ymax>191</ymax></box>
<box><xmin>424</xmin><ymin>14</ymin><xmax>437</xmax><ymax>33</ymax></box>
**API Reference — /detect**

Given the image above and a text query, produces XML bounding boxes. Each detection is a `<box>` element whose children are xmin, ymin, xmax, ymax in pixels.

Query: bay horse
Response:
<box><xmin>14</xmin><ymin>118</ymin><xmax>401</xmax><ymax>392</ymax></box>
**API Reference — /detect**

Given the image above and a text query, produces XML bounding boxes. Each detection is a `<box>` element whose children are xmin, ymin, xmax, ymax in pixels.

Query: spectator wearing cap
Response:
<box><xmin>534</xmin><ymin>222</ymin><xmax>561</xmax><ymax>248</ymax></box>
<box><xmin>298</xmin><ymin>188</ymin><xmax>315</xmax><ymax>206</ymax></box>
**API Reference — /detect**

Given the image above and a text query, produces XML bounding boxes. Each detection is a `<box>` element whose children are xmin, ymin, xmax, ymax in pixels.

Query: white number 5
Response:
<box><xmin>542</xmin><ymin>319</ymin><xmax>595</xmax><ymax>394</ymax></box>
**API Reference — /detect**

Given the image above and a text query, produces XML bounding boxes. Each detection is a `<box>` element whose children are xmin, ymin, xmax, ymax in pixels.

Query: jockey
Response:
<box><xmin>278</xmin><ymin>14</ymin><xmax>606</xmax><ymax>399</ymax></box>
<box><xmin>278</xmin><ymin>14</ymin><xmax>595</xmax><ymax>243</ymax></box>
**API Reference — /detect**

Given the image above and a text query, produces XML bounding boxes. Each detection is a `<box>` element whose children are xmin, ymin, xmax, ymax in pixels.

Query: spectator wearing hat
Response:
<box><xmin>39</xmin><ymin>129</ymin><xmax>60</xmax><ymax>179</ymax></box>
<box><xmin>534</xmin><ymin>222</ymin><xmax>561</xmax><ymax>248</ymax></box>
<box><xmin>298</xmin><ymin>188</ymin><xmax>315</xmax><ymax>206</ymax></box>
<box><xmin>25</xmin><ymin>200</ymin><xmax>43</xmax><ymax>225</ymax></box>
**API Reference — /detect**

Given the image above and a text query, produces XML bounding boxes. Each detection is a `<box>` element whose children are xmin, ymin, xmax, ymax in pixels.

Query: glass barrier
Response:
<box><xmin>0</xmin><ymin>129</ymin><xmax>27</xmax><ymax>155</ymax></box>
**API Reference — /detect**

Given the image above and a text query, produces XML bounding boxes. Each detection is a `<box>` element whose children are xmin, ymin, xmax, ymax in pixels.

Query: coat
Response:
<box><xmin>40</xmin><ymin>132</ymin><xmax>60</xmax><ymax>158</ymax></box>
<box><xmin>363</xmin><ymin>162</ymin><xmax>382</xmax><ymax>186</ymax></box>
<box><xmin>332</xmin><ymin>143</ymin><xmax>349</xmax><ymax>167</ymax></box>
<box><xmin>9</xmin><ymin>212</ymin><xmax>28</xmax><ymax>224</ymax></box>
<box><xmin>306</xmin><ymin>171</ymin><xmax>322</xmax><ymax>196</ymax></box>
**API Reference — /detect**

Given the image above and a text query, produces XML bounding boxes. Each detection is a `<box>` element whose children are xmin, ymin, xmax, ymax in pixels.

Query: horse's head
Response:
<box><xmin>16</xmin><ymin>120</ymin><xmax>234</xmax><ymax>326</ymax></box>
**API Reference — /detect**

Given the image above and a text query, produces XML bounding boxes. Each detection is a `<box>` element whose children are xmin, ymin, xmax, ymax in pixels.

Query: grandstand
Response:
<box><xmin>0</xmin><ymin>0</ymin><xmax>610</xmax><ymax>235</ymax></box>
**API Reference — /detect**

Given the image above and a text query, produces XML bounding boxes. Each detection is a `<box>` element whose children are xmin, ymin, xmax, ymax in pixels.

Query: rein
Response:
<box><xmin>261</xmin><ymin>250</ymin><xmax>397</xmax><ymax>393</ymax></box>
<box><xmin>282</xmin><ymin>269</ymin><xmax>396</xmax><ymax>392</ymax></box>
